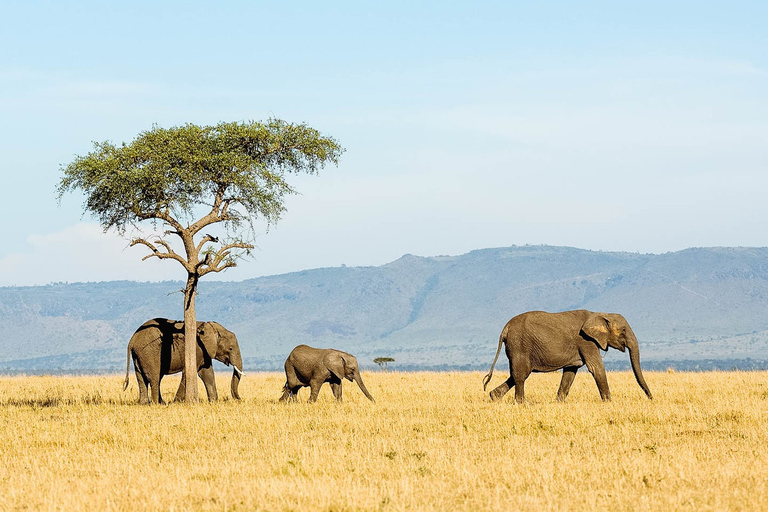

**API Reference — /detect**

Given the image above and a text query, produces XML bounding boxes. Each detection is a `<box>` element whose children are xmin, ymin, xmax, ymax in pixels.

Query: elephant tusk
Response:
<box><xmin>233</xmin><ymin>365</ymin><xmax>244</xmax><ymax>376</ymax></box>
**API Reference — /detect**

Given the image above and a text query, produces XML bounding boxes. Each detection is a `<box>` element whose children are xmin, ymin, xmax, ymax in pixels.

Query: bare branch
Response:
<box><xmin>138</xmin><ymin>209</ymin><xmax>185</xmax><ymax>234</ymax></box>
<box><xmin>130</xmin><ymin>237</ymin><xmax>191</xmax><ymax>271</ymax></box>
<box><xmin>198</xmin><ymin>241</ymin><xmax>254</xmax><ymax>277</ymax></box>
<box><xmin>195</xmin><ymin>233</ymin><xmax>220</xmax><ymax>254</ymax></box>
<box><xmin>220</xmin><ymin>199</ymin><xmax>231</xmax><ymax>220</ymax></box>
<box><xmin>154</xmin><ymin>238</ymin><xmax>183</xmax><ymax>260</ymax></box>
<box><xmin>130</xmin><ymin>239</ymin><xmax>160</xmax><ymax>261</ymax></box>
<box><xmin>199</xmin><ymin>259</ymin><xmax>239</xmax><ymax>277</ymax></box>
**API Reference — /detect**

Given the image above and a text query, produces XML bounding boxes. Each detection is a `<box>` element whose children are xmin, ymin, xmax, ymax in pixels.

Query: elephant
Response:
<box><xmin>279</xmin><ymin>345</ymin><xmax>375</xmax><ymax>403</ymax></box>
<box><xmin>123</xmin><ymin>317</ymin><xmax>243</xmax><ymax>404</ymax></box>
<box><xmin>482</xmin><ymin>310</ymin><xmax>653</xmax><ymax>403</ymax></box>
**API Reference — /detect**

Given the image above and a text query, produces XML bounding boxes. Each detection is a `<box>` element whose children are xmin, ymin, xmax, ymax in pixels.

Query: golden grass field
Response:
<box><xmin>0</xmin><ymin>370</ymin><xmax>766</xmax><ymax>511</ymax></box>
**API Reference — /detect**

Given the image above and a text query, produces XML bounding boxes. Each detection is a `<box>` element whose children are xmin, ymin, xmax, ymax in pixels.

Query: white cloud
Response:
<box><xmin>0</xmin><ymin>223</ymin><xmax>179</xmax><ymax>286</ymax></box>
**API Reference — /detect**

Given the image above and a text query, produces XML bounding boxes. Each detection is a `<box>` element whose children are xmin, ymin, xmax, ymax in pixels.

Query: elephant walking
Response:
<box><xmin>483</xmin><ymin>310</ymin><xmax>653</xmax><ymax>403</ymax></box>
<box><xmin>123</xmin><ymin>317</ymin><xmax>243</xmax><ymax>404</ymax></box>
<box><xmin>279</xmin><ymin>345</ymin><xmax>375</xmax><ymax>403</ymax></box>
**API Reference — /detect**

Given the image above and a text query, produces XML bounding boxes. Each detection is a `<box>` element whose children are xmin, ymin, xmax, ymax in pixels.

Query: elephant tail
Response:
<box><xmin>482</xmin><ymin>331</ymin><xmax>506</xmax><ymax>391</ymax></box>
<box><xmin>123</xmin><ymin>344</ymin><xmax>132</xmax><ymax>391</ymax></box>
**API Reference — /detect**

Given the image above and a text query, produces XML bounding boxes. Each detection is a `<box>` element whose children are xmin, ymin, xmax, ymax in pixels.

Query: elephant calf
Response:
<box><xmin>123</xmin><ymin>317</ymin><xmax>244</xmax><ymax>404</ymax></box>
<box><xmin>280</xmin><ymin>345</ymin><xmax>375</xmax><ymax>403</ymax></box>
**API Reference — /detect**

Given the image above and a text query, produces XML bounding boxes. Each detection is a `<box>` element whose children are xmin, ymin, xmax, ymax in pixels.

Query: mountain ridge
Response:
<box><xmin>1</xmin><ymin>245</ymin><xmax>767</xmax><ymax>372</ymax></box>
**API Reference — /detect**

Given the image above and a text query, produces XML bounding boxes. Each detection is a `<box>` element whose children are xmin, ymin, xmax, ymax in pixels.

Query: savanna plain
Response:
<box><xmin>0</xmin><ymin>371</ymin><xmax>766</xmax><ymax>511</ymax></box>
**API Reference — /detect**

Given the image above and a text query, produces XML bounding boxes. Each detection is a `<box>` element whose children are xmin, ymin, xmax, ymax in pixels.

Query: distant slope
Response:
<box><xmin>1</xmin><ymin>245</ymin><xmax>768</xmax><ymax>371</ymax></box>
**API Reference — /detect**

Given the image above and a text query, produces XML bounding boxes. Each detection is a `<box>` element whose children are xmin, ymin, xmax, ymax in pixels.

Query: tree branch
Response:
<box><xmin>138</xmin><ymin>209</ymin><xmax>185</xmax><ymax>234</ymax></box>
<box><xmin>188</xmin><ymin>185</ymin><xmax>229</xmax><ymax>235</ymax></box>
<box><xmin>198</xmin><ymin>241</ymin><xmax>254</xmax><ymax>277</ymax></box>
<box><xmin>130</xmin><ymin>237</ymin><xmax>191</xmax><ymax>271</ymax></box>
<box><xmin>195</xmin><ymin>233</ymin><xmax>219</xmax><ymax>255</ymax></box>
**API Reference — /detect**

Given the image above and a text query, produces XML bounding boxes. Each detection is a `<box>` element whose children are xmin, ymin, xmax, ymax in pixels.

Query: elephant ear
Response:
<box><xmin>323</xmin><ymin>351</ymin><xmax>347</xmax><ymax>381</ymax></box>
<box><xmin>581</xmin><ymin>314</ymin><xmax>610</xmax><ymax>351</ymax></box>
<box><xmin>197</xmin><ymin>322</ymin><xmax>220</xmax><ymax>360</ymax></box>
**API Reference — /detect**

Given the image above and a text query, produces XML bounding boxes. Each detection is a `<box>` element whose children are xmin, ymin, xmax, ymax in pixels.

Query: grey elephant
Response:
<box><xmin>123</xmin><ymin>317</ymin><xmax>243</xmax><ymax>404</ymax></box>
<box><xmin>279</xmin><ymin>345</ymin><xmax>375</xmax><ymax>403</ymax></box>
<box><xmin>483</xmin><ymin>310</ymin><xmax>653</xmax><ymax>403</ymax></box>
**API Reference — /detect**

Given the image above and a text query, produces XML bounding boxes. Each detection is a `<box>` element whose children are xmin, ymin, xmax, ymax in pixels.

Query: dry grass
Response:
<box><xmin>0</xmin><ymin>370</ymin><xmax>766</xmax><ymax>511</ymax></box>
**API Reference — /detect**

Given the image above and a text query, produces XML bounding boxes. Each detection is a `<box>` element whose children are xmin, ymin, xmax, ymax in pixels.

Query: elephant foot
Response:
<box><xmin>489</xmin><ymin>385</ymin><xmax>510</xmax><ymax>401</ymax></box>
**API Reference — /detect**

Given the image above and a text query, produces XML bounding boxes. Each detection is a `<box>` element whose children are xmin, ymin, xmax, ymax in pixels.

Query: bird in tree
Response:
<box><xmin>58</xmin><ymin>119</ymin><xmax>344</xmax><ymax>402</ymax></box>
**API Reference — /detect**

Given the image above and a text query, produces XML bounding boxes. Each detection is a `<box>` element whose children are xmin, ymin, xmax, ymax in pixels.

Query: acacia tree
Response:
<box><xmin>58</xmin><ymin>119</ymin><xmax>343</xmax><ymax>402</ymax></box>
<box><xmin>373</xmin><ymin>357</ymin><xmax>395</xmax><ymax>371</ymax></box>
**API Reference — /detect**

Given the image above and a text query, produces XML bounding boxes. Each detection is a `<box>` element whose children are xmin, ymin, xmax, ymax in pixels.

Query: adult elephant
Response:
<box><xmin>123</xmin><ymin>317</ymin><xmax>243</xmax><ymax>404</ymax></box>
<box><xmin>279</xmin><ymin>345</ymin><xmax>375</xmax><ymax>403</ymax></box>
<box><xmin>483</xmin><ymin>310</ymin><xmax>653</xmax><ymax>403</ymax></box>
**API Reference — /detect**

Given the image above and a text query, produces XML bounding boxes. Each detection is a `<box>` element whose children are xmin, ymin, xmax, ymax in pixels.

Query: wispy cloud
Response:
<box><xmin>0</xmin><ymin>223</ymin><xmax>177</xmax><ymax>286</ymax></box>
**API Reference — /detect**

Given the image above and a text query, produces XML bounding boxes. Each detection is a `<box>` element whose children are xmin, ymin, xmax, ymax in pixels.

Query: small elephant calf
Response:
<box><xmin>280</xmin><ymin>345</ymin><xmax>375</xmax><ymax>403</ymax></box>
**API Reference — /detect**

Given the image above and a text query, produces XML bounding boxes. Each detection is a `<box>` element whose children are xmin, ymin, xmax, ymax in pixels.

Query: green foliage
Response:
<box><xmin>57</xmin><ymin>119</ymin><xmax>344</xmax><ymax>235</ymax></box>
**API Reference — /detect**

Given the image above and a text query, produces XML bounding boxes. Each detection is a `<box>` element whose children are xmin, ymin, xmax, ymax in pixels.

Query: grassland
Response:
<box><xmin>0</xmin><ymin>371</ymin><xmax>766</xmax><ymax>511</ymax></box>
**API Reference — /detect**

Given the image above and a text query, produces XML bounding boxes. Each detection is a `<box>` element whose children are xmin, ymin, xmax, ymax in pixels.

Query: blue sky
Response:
<box><xmin>1</xmin><ymin>1</ymin><xmax>766</xmax><ymax>285</ymax></box>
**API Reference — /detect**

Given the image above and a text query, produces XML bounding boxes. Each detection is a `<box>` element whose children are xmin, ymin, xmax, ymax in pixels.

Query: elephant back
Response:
<box><xmin>129</xmin><ymin>318</ymin><xmax>182</xmax><ymax>351</ymax></box>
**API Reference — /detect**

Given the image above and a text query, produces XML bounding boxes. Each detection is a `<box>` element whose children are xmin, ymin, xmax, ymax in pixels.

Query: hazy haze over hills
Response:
<box><xmin>1</xmin><ymin>245</ymin><xmax>767</xmax><ymax>372</ymax></box>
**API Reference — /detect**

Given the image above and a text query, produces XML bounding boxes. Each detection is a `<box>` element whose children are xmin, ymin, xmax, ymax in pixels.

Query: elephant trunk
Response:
<box><xmin>355</xmin><ymin>373</ymin><xmax>375</xmax><ymax>403</ymax></box>
<box><xmin>230</xmin><ymin>351</ymin><xmax>243</xmax><ymax>400</ymax></box>
<box><xmin>627</xmin><ymin>336</ymin><xmax>653</xmax><ymax>400</ymax></box>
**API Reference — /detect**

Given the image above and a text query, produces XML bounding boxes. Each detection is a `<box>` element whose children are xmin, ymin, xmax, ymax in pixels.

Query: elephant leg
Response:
<box><xmin>556</xmin><ymin>366</ymin><xmax>580</xmax><ymax>401</ymax></box>
<box><xmin>279</xmin><ymin>383</ymin><xmax>291</xmax><ymax>402</ymax></box>
<box><xmin>174</xmin><ymin>377</ymin><xmax>186</xmax><ymax>403</ymax></box>
<box><xmin>280</xmin><ymin>383</ymin><xmax>302</xmax><ymax>402</ymax></box>
<box><xmin>585</xmin><ymin>356</ymin><xmax>611</xmax><ymax>401</ymax></box>
<box><xmin>513</xmin><ymin>377</ymin><xmax>527</xmax><ymax>403</ymax></box>
<box><xmin>198</xmin><ymin>365</ymin><xmax>218</xmax><ymax>402</ymax></box>
<box><xmin>134</xmin><ymin>363</ymin><xmax>150</xmax><ymax>405</ymax></box>
<box><xmin>280</xmin><ymin>364</ymin><xmax>303</xmax><ymax>402</ymax></box>
<box><xmin>512</xmin><ymin>357</ymin><xmax>531</xmax><ymax>403</ymax></box>
<box><xmin>141</xmin><ymin>360</ymin><xmax>163</xmax><ymax>404</ymax></box>
<box><xmin>308</xmin><ymin>379</ymin><xmax>325</xmax><ymax>403</ymax></box>
<box><xmin>489</xmin><ymin>377</ymin><xmax>514</xmax><ymax>401</ymax></box>
<box><xmin>330</xmin><ymin>382</ymin><xmax>343</xmax><ymax>402</ymax></box>
<box><xmin>151</xmin><ymin>375</ymin><xmax>163</xmax><ymax>404</ymax></box>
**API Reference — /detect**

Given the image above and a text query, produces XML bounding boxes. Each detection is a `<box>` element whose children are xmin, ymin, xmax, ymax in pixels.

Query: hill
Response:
<box><xmin>1</xmin><ymin>245</ymin><xmax>768</xmax><ymax>372</ymax></box>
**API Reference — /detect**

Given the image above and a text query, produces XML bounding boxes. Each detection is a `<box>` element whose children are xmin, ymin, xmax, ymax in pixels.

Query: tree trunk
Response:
<box><xmin>182</xmin><ymin>273</ymin><xmax>200</xmax><ymax>403</ymax></box>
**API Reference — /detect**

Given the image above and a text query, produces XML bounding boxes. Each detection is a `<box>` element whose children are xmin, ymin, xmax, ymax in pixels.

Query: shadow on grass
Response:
<box><xmin>0</xmin><ymin>394</ymin><xmax>127</xmax><ymax>407</ymax></box>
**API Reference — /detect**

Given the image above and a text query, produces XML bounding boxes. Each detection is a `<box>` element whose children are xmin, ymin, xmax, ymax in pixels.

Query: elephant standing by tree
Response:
<box><xmin>279</xmin><ymin>345</ymin><xmax>375</xmax><ymax>403</ymax></box>
<box><xmin>483</xmin><ymin>310</ymin><xmax>653</xmax><ymax>403</ymax></box>
<box><xmin>123</xmin><ymin>318</ymin><xmax>243</xmax><ymax>404</ymax></box>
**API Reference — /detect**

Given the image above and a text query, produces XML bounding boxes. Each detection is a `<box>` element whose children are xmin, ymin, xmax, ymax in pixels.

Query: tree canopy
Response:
<box><xmin>59</xmin><ymin>119</ymin><xmax>342</xmax><ymax>252</ymax></box>
<box><xmin>58</xmin><ymin>119</ymin><xmax>343</xmax><ymax>401</ymax></box>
